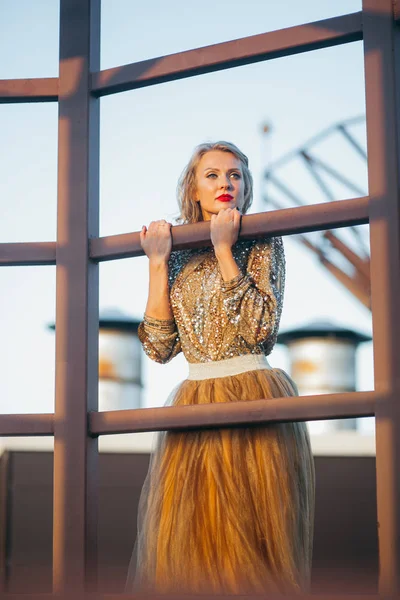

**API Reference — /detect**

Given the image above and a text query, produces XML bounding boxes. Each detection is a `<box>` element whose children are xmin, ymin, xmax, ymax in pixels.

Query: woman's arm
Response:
<box><xmin>138</xmin><ymin>221</ymin><xmax>181</xmax><ymax>364</ymax></box>
<box><xmin>141</xmin><ymin>221</ymin><xmax>174</xmax><ymax>320</ymax></box>
<box><xmin>210</xmin><ymin>209</ymin><xmax>285</xmax><ymax>348</ymax></box>
<box><xmin>221</xmin><ymin>236</ymin><xmax>285</xmax><ymax>347</ymax></box>
<box><xmin>211</xmin><ymin>208</ymin><xmax>242</xmax><ymax>281</ymax></box>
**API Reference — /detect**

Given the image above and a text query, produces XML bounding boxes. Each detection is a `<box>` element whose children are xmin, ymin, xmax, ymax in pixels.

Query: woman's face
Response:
<box><xmin>194</xmin><ymin>150</ymin><xmax>245</xmax><ymax>221</ymax></box>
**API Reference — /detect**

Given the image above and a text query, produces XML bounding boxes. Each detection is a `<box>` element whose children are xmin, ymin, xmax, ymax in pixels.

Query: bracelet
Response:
<box><xmin>143</xmin><ymin>314</ymin><xmax>176</xmax><ymax>333</ymax></box>
<box><xmin>221</xmin><ymin>272</ymin><xmax>247</xmax><ymax>292</ymax></box>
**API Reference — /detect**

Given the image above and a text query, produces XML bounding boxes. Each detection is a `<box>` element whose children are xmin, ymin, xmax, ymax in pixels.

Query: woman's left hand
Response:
<box><xmin>210</xmin><ymin>208</ymin><xmax>241</xmax><ymax>253</ymax></box>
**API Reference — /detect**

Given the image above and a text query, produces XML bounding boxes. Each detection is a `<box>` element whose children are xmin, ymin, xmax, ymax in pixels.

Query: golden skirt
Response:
<box><xmin>126</xmin><ymin>365</ymin><xmax>315</xmax><ymax>595</ymax></box>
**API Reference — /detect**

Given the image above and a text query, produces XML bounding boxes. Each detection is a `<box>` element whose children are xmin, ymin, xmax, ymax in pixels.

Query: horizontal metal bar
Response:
<box><xmin>0</xmin><ymin>242</ymin><xmax>56</xmax><ymax>266</ymax></box>
<box><xmin>2</xmin><ymin>596</ymin><xmax>55</xmax><ymax>600</ymax></box>
<box><xmin>0</xmin><ymin>594</ymin><xmax>381</xmax><ymax>600</ymax></box>
<box><xmin>89</xmin><ymin>390</ymin><xmax>376</xmax><ymax>436</ymax></box>
<box><xmin>116</xmin><ymin>596</ymin><xmax>378</xmax><ymax>600</ymax></box>
<box><xmin>0</xmin><ymin>414</ymin><xmax>54</xmax><ymax>436</ymax></box>
<box><xmin>0</xmin><ymin>198</ymin><xmax>368</xmax><ymax>266</ymax></box>
<box><xmin>90</xmin><ymin>196</ymin><xmax>369</xmax><ymax>262</ymax></box>
<box><xmin>2</xmin><ymin>596</ymin><xmax>56</xmax><ymax>600</ymax></box>
<box><xmin>0</xmin><ymin>78</ymin><xmax>58</xmax><ymax>104</ymax></box>
<box><xmin>91</xmin><ymin>12</ymin><xmax>362</xmax><ymax>96</ymax></box>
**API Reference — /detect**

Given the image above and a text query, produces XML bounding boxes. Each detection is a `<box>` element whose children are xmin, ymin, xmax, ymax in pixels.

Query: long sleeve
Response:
<box><xmin>221</xmin><ymin>236</ymin><xmax>285</xmax><ymax>351</ymax></box>
<box><xmin>138</xmin><ymin>314</ymin><xmax>182</xmax><ymax>364</ymax></box>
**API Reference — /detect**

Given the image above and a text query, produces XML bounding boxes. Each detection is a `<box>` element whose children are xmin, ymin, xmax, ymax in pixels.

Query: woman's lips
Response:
<box><xmin>216</xmin><ymin>195</ymin><xmax>234</xmax><ymax>202</ymax></box>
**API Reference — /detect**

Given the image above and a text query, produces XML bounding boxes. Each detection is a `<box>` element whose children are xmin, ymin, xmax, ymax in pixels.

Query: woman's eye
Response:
<box><xmin>206</xmin><ymin>172</ymin><xmax>240</xmax><ymax>179</ymax></box>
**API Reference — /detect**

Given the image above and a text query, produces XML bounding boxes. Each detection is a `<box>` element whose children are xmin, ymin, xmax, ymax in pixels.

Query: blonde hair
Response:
<box><xmin>176</xmin><ymin>141</ymin><xmax>254</xmax><ymax>224</ymax></box>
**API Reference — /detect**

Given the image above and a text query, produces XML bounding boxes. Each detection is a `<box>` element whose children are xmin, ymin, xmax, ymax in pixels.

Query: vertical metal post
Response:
<box><xmin>53</xmin><ymin>0</ymin><xmax>100</xmax><ymax>593</ymax></box>
<box><xmin>363</xmin><ymin>0</ymin><xmax>400</xmax><ymax>595</ymax></box>
<box><xmin>0</xmin><ymin>452</ymin><xmax>10</xmax><ymax>593</ymax></box>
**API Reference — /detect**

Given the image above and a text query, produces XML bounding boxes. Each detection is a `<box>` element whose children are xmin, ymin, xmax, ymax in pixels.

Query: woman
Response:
<box><xmin>126</xmin><ymin>141</ymin><xmax>315</xmax><ymax>595</ymax></box>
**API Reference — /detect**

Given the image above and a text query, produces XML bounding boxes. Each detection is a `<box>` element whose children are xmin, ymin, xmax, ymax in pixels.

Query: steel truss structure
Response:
<box><xmin>263</xmin><ymin>115</ymin><xmax>372</xmax><ymax>309</ymax></box>
<box><xmin>0</xmin><ymin>0</ymin><xmax>399</xmax><ymax>598</ymax></box>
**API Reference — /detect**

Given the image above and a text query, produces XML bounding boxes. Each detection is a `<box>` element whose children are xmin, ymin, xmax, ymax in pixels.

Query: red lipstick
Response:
<box><xmin>216</xmin><ymin>194</ymin><xmax>234</xmax><ymax>202</ymax></box>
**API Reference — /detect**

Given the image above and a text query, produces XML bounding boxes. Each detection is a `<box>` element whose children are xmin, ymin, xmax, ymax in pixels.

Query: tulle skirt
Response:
<box><xmin>126</xmin><ymin>364</ymin><xmax>315</xmax><ymax>595</ymax></box>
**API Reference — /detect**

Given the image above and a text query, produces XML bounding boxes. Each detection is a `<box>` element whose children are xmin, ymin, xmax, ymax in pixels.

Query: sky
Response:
<box><xmin>0</xmin><ymin>0</ymin><xmax>374</xmax><ymax>435</ymax></box>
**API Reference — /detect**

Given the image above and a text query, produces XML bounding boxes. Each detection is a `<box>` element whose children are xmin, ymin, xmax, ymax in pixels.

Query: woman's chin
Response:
<box><xmin>216</xmin><ymin>203</ymin><xmax>236</xmax><ymax>211</ymax></box>
<box><xmin>200</xmin><ymin>204</ymin><xmax>238</xmax><ymax>220</ymax></box>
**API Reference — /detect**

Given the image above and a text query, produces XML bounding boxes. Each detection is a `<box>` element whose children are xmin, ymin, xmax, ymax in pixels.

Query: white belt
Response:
<box><xmin>187</xmin><ymin>354</ymin><xmax>271</xmax><ymax>381</ymax></box>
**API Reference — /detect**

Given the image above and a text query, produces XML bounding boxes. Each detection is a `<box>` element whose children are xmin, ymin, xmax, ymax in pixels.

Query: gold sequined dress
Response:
<box><xmin>126</xmin><ymin>235</ymin><xmax>315</xmax><ymax>595</ymax></box>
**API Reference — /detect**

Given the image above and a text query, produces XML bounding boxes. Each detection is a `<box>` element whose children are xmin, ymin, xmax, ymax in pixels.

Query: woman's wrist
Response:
<box><xmin>149</xmin><ymin>257</ymin><xmax>169</xmax><ymax>269</ymax></box>
<box><xmin>214</xmin><ymin>245</ymin><xmax>233</xmax><ymax>260</ymax></box>
<box><xmin>215</xmin><ymin>246</ymin><xmax>241</xmax><ymax>281</ymax></box>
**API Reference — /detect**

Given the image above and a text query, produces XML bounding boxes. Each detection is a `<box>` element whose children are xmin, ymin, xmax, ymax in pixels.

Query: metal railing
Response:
<box><xmin>0</xmin><ymin>0</ymin><xmax>399</xmax><ymax>597</ymax></box>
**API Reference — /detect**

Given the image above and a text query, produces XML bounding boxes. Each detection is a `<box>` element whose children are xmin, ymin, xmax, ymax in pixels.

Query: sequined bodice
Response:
<box><xmin>138</xmin><ymin>236</ymin><xmax>285</xmax><ymax>364</ymax></box>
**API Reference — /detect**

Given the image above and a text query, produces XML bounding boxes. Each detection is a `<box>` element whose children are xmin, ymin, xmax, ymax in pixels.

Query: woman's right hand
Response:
<box><xmin>140</xmin><ymin>220</ymin><xmax>172</xmax><ymax>264</ymax></box>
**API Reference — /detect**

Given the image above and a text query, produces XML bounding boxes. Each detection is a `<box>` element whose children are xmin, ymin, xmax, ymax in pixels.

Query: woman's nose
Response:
<box><xmin>221</xmin><ymin>176</ymin><xmax>233</xmax><ymax>189</ymax></box>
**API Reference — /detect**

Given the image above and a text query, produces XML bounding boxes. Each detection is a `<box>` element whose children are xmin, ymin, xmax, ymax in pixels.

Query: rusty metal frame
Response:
<box><xmin>91</xmin><ymin>12</ymin><xmax>362</xmax><ymax>96</ymax></box>
<box><xmin>90</xmin><ymin>390</ymin><xmax>376</xmax><ymax>436</ymax></box>
<box><xmin>0</xmin><ymin>451</ymin><xmax>10</xmax><ymax>594</ymax></box>
<box><xmin>0</xmin><ymin>0</ymin><xmax>399</xmax><ymax>597</ymax></box>
<box><xmin>90</xmin><ymin>196</ymin><xmax>369</xmax><ymax>261</ymax></box>
<box><xmin>52</xmin><ymin>0</ymin><xmax>100</xmax><ymax>594</ymax></box>
<box><xmin>0</xmin><ymin>593</ymin><xmax>383</xmax><ymax>600</ymax></box>
<box><xmin>363</xmin><ymin>0</ymin><xmax>400</xmax><ymax>593</ymax></box>
<box><xmin>0</xmin><ymin>78</ymin><xmax>58</xmax><ymax>104</ymax></box>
